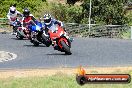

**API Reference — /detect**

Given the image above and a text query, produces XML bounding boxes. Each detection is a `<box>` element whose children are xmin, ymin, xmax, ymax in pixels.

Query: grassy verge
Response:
<box><xmin>120</xmin><ymin>30</ymin><xmax>131</xmax><ymax>39</ymax></box>
<box><xmin>0</xmin><ymin>67</ymin><xmax>132</xmax><ymax>88</ymax></box>
<box><xmin>0</xmin><ymin>73</ymin><xmax>132</xmax><ymax>88</ymax></box>
<box><xmin>0</xmin><ymin>27</ymin><xmax>12</xmax><ymax>33</ymax></box>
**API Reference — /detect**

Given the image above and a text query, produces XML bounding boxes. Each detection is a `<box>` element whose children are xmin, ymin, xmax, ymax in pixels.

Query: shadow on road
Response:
<box><xmin>10</xmin><ymin>38</ymin><xmax>28</xmax><ymax>40</ymax></box>
<box><xmin>23</xmin><ymin>45</ymin><xmax>47</xmax><ymax>47</ymax></box>
<box><xmin>46</xmin><ymin>53</ymin><xmax>69</xmax><ymax>56</ymax></box>
<box><xmin>10</xmin><ymin>38</ymin><xmax>21</xmax><ymax>40</ymax></box>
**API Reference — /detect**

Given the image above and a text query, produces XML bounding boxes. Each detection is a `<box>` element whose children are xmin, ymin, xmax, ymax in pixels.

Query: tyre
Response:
<box><xmin>33</xmin><ymin>40</ymin><xmax>39</xmax><ymax>46</ymax></box>
<box><xmin>31</xmin><ymin>33</ymin><xmax>40</xmax><ymax>46</ymax></box>
<box><xmin>19</xmin><ymin>36</ymin><xmax>24</xmax><ymax>40</ymax></box>
<box><xmin>60</xmin><ymin>41</ymin><xmax>72</xmax><ymax>55</ymax></box>
<box><xmin>41</xmin><ymin>34</ymin><xmax>51</xmax><ymax>47</ymax></box>
<box><xmin>67</xmin><ymin>39</ymin><xmax>71</xmax><ymax>48</ymax></box>
<box><xmin>16</xmin><ymin>32</ymin><xmax>24</xmax><ymax>40</ymax></box>
<box><xmin>45</xmin><ymin>41</ymin><xmax>51</xmax><ymax>47</ymax></box>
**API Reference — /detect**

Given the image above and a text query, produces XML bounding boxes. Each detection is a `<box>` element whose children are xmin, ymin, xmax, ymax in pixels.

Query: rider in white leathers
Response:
<box><xmin>7</xmin><ymin>5</ymin><xmax>22</xmax><ymax>34</ymax></box>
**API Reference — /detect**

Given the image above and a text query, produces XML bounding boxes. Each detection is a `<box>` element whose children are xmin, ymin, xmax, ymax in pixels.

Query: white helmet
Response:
<box><xmin>43</xmin><ymin>14</ymin><xmax>52</xmax><ymax>25</ymax></box>
<box><xmin>10</xmin><ymin>6</ymin><xmax>16</xmax><ymax>14</ymax></box>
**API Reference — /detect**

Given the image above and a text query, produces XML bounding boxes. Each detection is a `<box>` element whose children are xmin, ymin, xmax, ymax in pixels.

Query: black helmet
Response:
<box><xmin>23</xmin><ymin>8</ymin><xmax>30</xmax><ymax>17</ymax></box>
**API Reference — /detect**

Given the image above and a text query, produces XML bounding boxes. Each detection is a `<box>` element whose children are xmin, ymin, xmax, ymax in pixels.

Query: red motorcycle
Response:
<box><xmin>48</xmin><ymin>24</ymin><xmax>72</xmax><ymax>55</ymax></box>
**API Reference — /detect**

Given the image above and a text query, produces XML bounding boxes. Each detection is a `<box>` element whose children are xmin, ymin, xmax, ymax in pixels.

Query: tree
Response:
<box><xmin>81</xmin><ymin>0</ymin><xmax>129</xmax><ymax>25</ymax></box>
<box><xmin>67</xmin><ymin>0</ymin><xmax>82</xmax><ymax>5</ymax></box>
<box><xmin>0</xmin><ymin>0</ymin><xmax>46</xmax><ymax>17</ymax></box>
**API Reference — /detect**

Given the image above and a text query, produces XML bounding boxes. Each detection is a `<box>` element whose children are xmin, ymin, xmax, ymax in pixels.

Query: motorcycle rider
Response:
<box><xmin>7</xmin><ymin>4</ymin><xmax>22</xmax><ymax>35</ymax></box>
<box><xmin>22</xmin><ymin>8</ymin><xmax>37</xmax><ymax>28</ymax></box>
<box><xmin>42</xmin><ymin>14</ymin><xmax>71</xmax><ymax>50</ymax></box>
<box><xmin>43</xmin><ymin>14</ymin><xmax>63</xmax><ymax>32</ymax></box>
<box><xmin>21</xmin><ymin>8</ymin><xmax>38</xmax><ymax>39</ymax></box>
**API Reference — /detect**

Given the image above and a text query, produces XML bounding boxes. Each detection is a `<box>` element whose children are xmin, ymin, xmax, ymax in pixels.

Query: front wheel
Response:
<box><xmin>60</xmin><ymin>41</ymin><xmax>72</xmax><ymax>55</ymax></box>
<box><xmin>16</xmin><ymin>32</ymin><xmax>24</xmax><ymax>40</ymax></box>
<box><xmin>41</xmin><ymin>34</ymin><xmax>51</xmax><ymax>47</ymax></box>
<box><xmin>32</xmin><ymin>40</ymin><xmax>39</xmax><ymax>46</ymax></box>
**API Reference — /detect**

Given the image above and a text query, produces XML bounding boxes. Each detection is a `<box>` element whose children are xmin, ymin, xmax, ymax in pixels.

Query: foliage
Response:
<box><xmin>81</xmin><ymin>0</ymin><xmax>129</xmax><ymax>25</ymax></box>
<box><xmin>51</xmin><ymin>0</ymin><xmax>131</xmax><ymax>25</ymax></box>
<box><xmin>121</xmin><ymin>29</ymin><xmax>131</xmax><ymax>39</ymax></box>
<box><xmin>0</xmin><ymin>73</ymin><xmax>132</xmax><ymax>88</ymax></box>
<box><xmin>51</xmin><ymin>4</ymin><xmax>83</xmax><ymax>23</ymax></box>
<box><xmin>67</xmin><ymin>0</ymin><xmax>82</xmax><ymax>4</ymax></box>
<box><xmin>0</xmin><ymin>0</ymin><xmax>131</xmax><ymax>25</ymax></box>
<box><xmin>126</xmin><ymin>10</ymin><xmax>132</xmax><ymax>25</ymax></box>
<box><xmin>0</xmin><ymin>0</ymin><xmax>46</xmax><ymax>17</ymax></box>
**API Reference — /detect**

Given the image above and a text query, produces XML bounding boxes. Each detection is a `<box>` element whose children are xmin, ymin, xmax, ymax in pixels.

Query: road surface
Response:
<box><xmin>0</xmin><ymin>34</ymin><xmax>132</xmax><ymax>69</ymax></box>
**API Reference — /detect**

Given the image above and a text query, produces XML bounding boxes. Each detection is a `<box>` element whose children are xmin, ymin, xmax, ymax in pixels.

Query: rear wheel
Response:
<box><xmin>31</xmin><ymin>33</ymin><xmax>40</xmax><ymax>46</ymax></box>
<box><xmin>60</xmin><ymin>41</ymin><xmax>72</xmax><ymax>55</ymax></box>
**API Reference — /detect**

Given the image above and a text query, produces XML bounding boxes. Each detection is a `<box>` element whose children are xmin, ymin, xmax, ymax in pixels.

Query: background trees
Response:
<box><xmin>0</xmin><ymin>0</ymin><xmax>131</xmax><ymax>25</ymax></box>
<box><xmin>0</xmin><ymin>0</ymin><xmax>47</xmax><ymax>17</ymax></box>
<box><xmin>67</xmin><ymin>0</ymin><xmax>82</xmax><ymax>4</ymax></box>
<box><xmin>81</xmin><ymin>0</ymin><xmax>129</xmax><ymax>25</ymax></box>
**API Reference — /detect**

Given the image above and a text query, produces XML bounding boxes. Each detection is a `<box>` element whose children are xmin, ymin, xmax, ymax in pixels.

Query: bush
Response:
<box><xmin>0</xmin><ymin>0</ymin><xmax>47</xmax><ymax>17</ymax></box>
<box><xmin>51</xmin><ymin>4</ymin><xmax>83</xmax><ymax>23</ymax></box>
<box><xmin>0</xmin><ymin>0</ymin><xmax>131</xmax><ymax>25</ymax></box>
<box><xmin>81</xmin><ymin>0</ymin><xmax>129</xmax><ymax>25</ymax></box>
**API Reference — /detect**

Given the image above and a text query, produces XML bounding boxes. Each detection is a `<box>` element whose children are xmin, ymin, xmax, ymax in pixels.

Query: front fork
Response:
<box><xmin>64</xmin><ymin>32</ymin><xmax>73</xmax><ymax>42</ymax></box>
<box><xmin>31</xmin><ymin>31</ymin><xmax>42</xmax><ymax>43</ymax></box>
<box><xmin>13</xmin><ymin>26</ymin><xmax>17</xmax><ymax>33</ymax></box>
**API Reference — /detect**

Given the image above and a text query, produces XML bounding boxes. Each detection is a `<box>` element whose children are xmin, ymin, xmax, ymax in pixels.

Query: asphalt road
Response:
<box><xmin>0</xmin><ymin>34</ymin><xmax>132</xmax><ymax>69</ymax></box>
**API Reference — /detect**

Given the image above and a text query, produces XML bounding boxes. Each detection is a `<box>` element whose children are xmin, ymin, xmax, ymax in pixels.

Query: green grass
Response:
<box><xmin>0</xmin><ymin>73</ymin><xmax>132</xmax><ymax>88</ymax></box>
<box><xmin>121</xmin><ymin>30</ymin><xmax>131</xmax><ymax>39</ymax></box>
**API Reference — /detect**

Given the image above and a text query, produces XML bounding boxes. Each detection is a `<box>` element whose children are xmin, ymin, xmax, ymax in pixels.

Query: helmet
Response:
<box><xmin>43</xmin><ymin>14</ymin><xmax>52</xmax><ymax>25</ymax></box>
<box><xmin>23</xmin><ymin>8</ymin><xmax>30</xmax><ymax>17</ymax></box>
<box><xmin>10</xmin><ymin>7</ymin><xmax>16</xmax><ymax>14</ymax></box>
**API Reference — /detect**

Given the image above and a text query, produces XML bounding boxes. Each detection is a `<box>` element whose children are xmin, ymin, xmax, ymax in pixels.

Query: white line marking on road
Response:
<box><xmin>0</xmin><ymin>51</ymin><xmax>17</xmax><ymax>62</ymax></box>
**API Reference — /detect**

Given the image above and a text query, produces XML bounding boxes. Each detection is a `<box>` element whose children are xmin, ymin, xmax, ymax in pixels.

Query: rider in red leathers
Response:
<box><xmin>21</xmin><ymin>8</ymin><xmax>37</xmax><ymax>39</ymax></box>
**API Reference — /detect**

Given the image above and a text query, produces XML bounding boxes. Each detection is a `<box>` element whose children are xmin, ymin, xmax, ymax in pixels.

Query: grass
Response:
<box><xmin>0</xmin><ymin>72</ymin><xmax>132</xmax><ymax>88</ymax></box>
<box><xmin>121</xmin><ymin>30</ymin><xmax>131</xmax><ymax>39</ymax></box>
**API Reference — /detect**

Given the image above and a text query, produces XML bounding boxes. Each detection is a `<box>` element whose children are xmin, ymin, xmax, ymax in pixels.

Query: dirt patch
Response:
<box><xmin>47</xmin><ymin>0</ymin><xmax>66</xmax><ymax>4</ymax></box>
<box><xmin>0</xmin><ymin>67</ymin><xmax>132</xmax><ymax>79</ymax></box>
<box><xmin>0</xmin><ymin>28</ymin><xmax>12</xmax><ymax>33</ymax></box>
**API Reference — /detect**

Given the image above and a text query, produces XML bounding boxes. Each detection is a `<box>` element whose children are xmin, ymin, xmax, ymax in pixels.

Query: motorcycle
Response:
<box><xmin>11</xmin><ymin>17</ymin><xmax>22</xmax><ymax>35</ymax></box>
<box><xmin>15</xmin><ymin>17</ymin><xmax>31</xmax><ymax>40</ymax></box>
<box><xmin>30</xmin><ymin>22</ymin><xmax>52</xmax><ymax>46</ymax></box>
<box><xmin>16</xmin><ymin>26</ymin><xmax>31</xmax><ymax>40</ymax></box>
<box><xmin>48</xmin><ymin>24</ymin><xmax>72</xmax><ymax>55</ymax></box>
